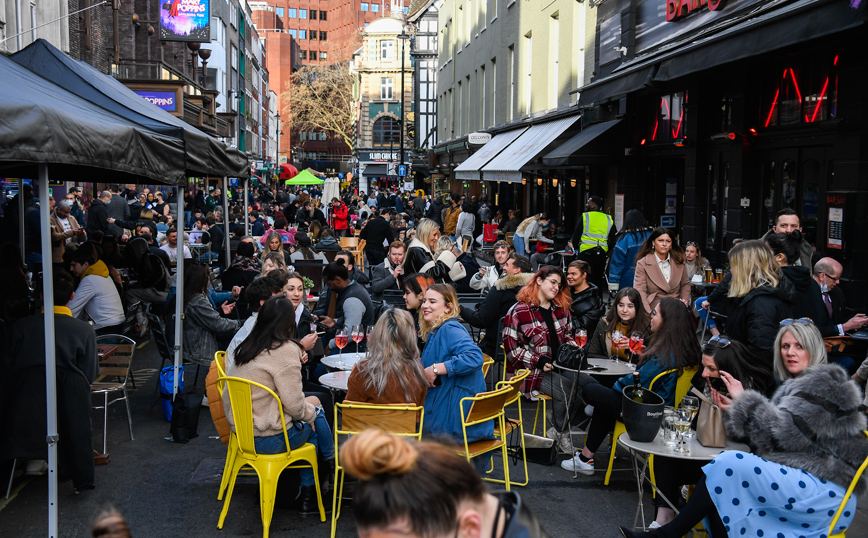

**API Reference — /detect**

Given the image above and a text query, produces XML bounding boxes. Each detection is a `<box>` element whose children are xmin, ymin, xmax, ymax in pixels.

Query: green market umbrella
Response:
<box><xmin>285</xmin><ymin>169</ymin><xmax>325</xmax><ymax>185</ymax></box>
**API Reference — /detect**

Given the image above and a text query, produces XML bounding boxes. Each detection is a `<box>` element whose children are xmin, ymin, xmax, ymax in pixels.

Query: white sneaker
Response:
<box><xmin>560</xmin><ymin>453</ymin><xmax>595</xmax><ymax>475</ymax></box>
<box><xmin>201</xmin><ymin>395</ymin><xmax>209</xmax><ymax>408</ymax></box>
<box><xmin>584</xmin><ymin>404</ymin><xmax>595</xmax><ymax>417</ymax></box>
<box><xmin>649</xmin><ymin>521</ymin><xmax>662</xmax><ymax>529</ymax></box>
<box><xmin>546</xmin><ymin>426</ymin><xmax>560</xmax><ymax>441</ymax></box>
<box><xmin>25</xmin><ymin>460</ymin><xmax>48</xmax><ymax>475</ymax></box>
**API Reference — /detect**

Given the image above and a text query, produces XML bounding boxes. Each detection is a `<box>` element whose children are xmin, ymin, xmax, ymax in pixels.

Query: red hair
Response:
<box><xmin>516</xmin><ymin>266</ymin><xmax>572</xmax><ymax>310</ymax></box>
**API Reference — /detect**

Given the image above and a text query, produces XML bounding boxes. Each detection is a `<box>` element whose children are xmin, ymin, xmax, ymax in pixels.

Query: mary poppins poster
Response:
<box><xmin>160</xmin><ymin>0</ymin><xmax>210</xmax><ymax>42</ymax></box>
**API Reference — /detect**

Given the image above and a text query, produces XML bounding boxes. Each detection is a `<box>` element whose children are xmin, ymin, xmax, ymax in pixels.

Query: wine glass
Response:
<box><xmin>335</xmin><ymin>329</ymin><xmax>349</xmax><ymax>368</ymax></box>
<box><xmin>351</xmin><ymin>325</ymin><xmax>363</xmax><ymax>360</ymax></box>
<box><xmin>628</xmin><ymin>332</ymin><xmax>644</xmax><ymax>367</ymax></box>
<box><xmin>679</xmin><ymin>396</ymin><xmax>700</xmax><ymax>439</ymax></box>
<box><xmin>366</xmin><ymin>325</ymin><xmax>374</xmax><ymax>344</ymax></box>
<box><xmin>575</xmin><ymin>328</ymin><xmax>588</xmax><ymax>348</ymax></box>
<box><xmin>611</xmin><ymin>330</ymin><xmax>623</xmax><ymax>365</ymax></box>
<box><xmin>673</xmin><ymin>408</ymin><xmax>692</xmax><ymax>453</ymax></box>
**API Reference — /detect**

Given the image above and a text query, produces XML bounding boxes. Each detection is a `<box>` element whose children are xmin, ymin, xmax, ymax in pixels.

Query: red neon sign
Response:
<box><xmin>764</xmin><ymin>56</ymin><xmax>837</xmax><ymax>127</ymax></box>
<box><xmin>666</xmin><ymin>0</ymin><xmax>726</xmax><ymax>22</ymax></box>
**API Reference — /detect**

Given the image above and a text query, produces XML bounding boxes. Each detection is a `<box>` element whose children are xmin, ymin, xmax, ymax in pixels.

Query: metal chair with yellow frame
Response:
<box><xmin>217</xmin><ymin>376</ymin><xmax>326</xmax><ymax>536</ymax></box>
<box><xmin>828</xmin><ymin>431</ymin><xmax>868</xmax><ymax>537</ymax></box>
<box><xmin>603</xmin><ymin>366</ymin><xmax>698</xmax><ymax>486</ymax></box>
<box><xmin>490</xmin><ymin>369</ymin><xmax>531</xmax><ymax>487</ymax></box>
<box><xmin>213</xmin><ymin>352</ymin><xmax>256</xmax><ymax>501</ymax></box>
<box><xmin>331</xmin><ymin>401</ymin><xmax>424</xmax><ymax>538</ymax></box>
<box><xmin>457</xmin><ymin>386</ymin><xmax>513</xmax><ymax>490</ymax></box>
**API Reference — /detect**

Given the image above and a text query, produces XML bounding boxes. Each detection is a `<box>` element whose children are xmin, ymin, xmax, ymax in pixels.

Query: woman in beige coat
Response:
<box><xmin>632</xmin><ymin>227</ymin><xmax>690</xmax><ymax>313</ymax></box>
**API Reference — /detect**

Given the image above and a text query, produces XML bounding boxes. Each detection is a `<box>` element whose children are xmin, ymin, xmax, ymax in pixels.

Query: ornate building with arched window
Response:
<box><xmin>351</xmin><ymin>15</ymin><xmax>414</xmax><ymax>194</ymax></box>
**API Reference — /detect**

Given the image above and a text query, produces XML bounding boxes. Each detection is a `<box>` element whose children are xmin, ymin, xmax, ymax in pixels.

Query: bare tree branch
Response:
<box><xmin>282</xmin><ymin>62</ymin><xmax>355</xmax><ymax>151</ymax></box>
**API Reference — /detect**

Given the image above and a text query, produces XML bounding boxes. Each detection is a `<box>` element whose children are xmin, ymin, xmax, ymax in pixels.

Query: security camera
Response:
<box><xmin>614</xmin><ymin>46</ymin><xmax>628</xmax><ymax>55</ymax></box>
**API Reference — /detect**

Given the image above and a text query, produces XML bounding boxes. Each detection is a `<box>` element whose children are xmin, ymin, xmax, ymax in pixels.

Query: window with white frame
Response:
<box><xmin>361</xmin><ymin>2</ymin><xmax>369</xmax><ymax>11</ymax></box>
<box><xmin>372</xmin><ymin>3</ymin><xmax>379</xmax><ymax>11</ymax></box>
<box><xmin>380</xmin><ymin>77</ymin><xmax>394</xmax><ymax>100</ymax></box>
<box><xmin>299</xmin><ymin>29</ymin><xmax>306</xmax><ymax>39</ymax></box>
<box><xmin>299</xmin><ymin>9</ymin><xmax>307</xmax><ymax>18</ymax></box>
<box><xmin>319</xmin><ymin>51</ymin><xmax>327</xmax><ymax>60</ymax></box>
<box><xmin>319</xmin><ymin>132</ymin><xmax>327</xmax><ymax>141</ymax></box>
<box><xmin>381</xmin><ymin>40</ymin><xmax>394</xmax><ymax>60</ymax></box>
<box><xmin>276</xmin><ymin>7</ymin><xmax>284</xmax><ymax>17</ymax></box>
<box><xmin>230</xmin><ymin>5</ymin><xmax>237</xmax><ymax>27</ymax></box>
<box><xmin>231</xmin><ymin>45</ymin><xmax>238</xmax><ymax>70</ymax></box>
<box><xmin>288</xmin><ymin>8</ymin><xmax>296</xmax><ymax>17</ymax></box>
<box><xmin>288</xmin><ymin>29</ymin><xmax>296</xmax><ymax>38</ymax></box>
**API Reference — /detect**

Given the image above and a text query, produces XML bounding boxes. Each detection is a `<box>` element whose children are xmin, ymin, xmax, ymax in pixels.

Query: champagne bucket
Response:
<box><xmin>621</xmin><ymin>387</ymin><xmax>665</xmax><ymax>442</ymax></box>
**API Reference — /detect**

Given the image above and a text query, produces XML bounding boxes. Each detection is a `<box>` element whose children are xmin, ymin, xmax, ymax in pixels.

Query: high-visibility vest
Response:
<box><xmin>579</xmin><ymin>211</ymin><xmax>613</xmax><ymax>252</ymax></box>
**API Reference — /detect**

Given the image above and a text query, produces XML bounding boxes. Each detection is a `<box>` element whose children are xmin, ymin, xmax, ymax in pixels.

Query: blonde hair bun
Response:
<box><xmin>341</xmin><ymin>429</ymin><xmax>418</xmax><ymax>480</ymax></box>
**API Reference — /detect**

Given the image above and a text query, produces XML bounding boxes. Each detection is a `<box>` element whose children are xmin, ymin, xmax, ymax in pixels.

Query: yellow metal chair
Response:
<box><xmin>213</xmin><ymin>352</ymin><xmax>255</xmax><ymax>501</ymax></box>
<box><xmin>482</xmin><ymin>354</ymin><xmax>495</xmax><ymax>379</ymax></box>
<box><xmin>217</xmin><ymin>376</ymin><xmax>326</xmax><ymax>536</ymax></box>
<box><xmin>331</xmin><ymin>402</ymin><xmax>424</xmax><ymax>538</ymax></box>
<box><xmin>603</xmin><ymin>366</ymin><xmax>698</xmax><ymax>486</ymax></box>
<box><xmin>457</xmin><ymin>386</ymin><xmax>513</xmax><ymax>490</ymax></box>
<box><xmin>828</xmin><ymin>431</ymin><xmax>868</xmax><ymax>537</ymax></box>
<box><xmin>491</xmin><ymin>370</ymin><xmax>531</xmax><ymax>487</ymax></box>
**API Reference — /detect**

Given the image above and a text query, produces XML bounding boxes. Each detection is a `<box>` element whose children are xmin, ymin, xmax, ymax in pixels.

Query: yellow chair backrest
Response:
<box><xmin>214</xmin><ymin>351</ymin><xmax>227</xmax><ymax>396</ymax></box>
<box><xmin>461</xmin><ymin>386</ymin><xmax>511</xmax><ymax>430</ymax></box>
<box><xmin>482</xmin><ymin>354</ymin><xmax>495</xmax><ymax>377</ymax></box>
<box><xmin>219</xmin><ymin>376</ymin><xmax>289</xmax><ymax>457</ymax></box>
<box><xmin>828</xmin><ymin>431</ymin><xmax>868</xmax><ymax>537</ymax></box>
<box><xmin>496</xmin><ymin>369</ymin><xmax>530</xmax><ymax>406</ymax></box>
<box><xmin>648</xmin><ymin>366</ymin><xmax>698</xmax><ymax>407</ymax></box>
<box><xmin>337</xmin><ymin>401</ymin><xmax>424</xmax><ymax>438</ymax></box>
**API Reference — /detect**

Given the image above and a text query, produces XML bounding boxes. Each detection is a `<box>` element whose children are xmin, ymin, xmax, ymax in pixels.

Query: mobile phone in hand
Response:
<box><xmin>708</xmin><ymin>376</ymin><xmax>729</xmax><ymax>397</ymax></box>
<box><xmin>433</xmin><ymin>375</ymin><xmax>443</xmax><ymax>386</ymax></box>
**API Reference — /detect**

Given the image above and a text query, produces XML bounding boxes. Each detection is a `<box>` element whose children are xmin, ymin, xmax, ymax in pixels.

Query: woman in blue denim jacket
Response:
<box><xmin>608</xmin><ymin>210</ymin><xmax>652</xmax><ymax>290</ymax></box>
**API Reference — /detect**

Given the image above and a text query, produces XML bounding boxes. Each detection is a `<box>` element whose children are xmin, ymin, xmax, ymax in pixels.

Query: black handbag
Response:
<box><xmin>555</xmin><ymin>342</ymin><xmax>587</xmax><ymax>371</ymax></box>
<box><xmin>169</xmin><ymin>392</ymin><xmax>203</xmax><ymax>443</ymax></box>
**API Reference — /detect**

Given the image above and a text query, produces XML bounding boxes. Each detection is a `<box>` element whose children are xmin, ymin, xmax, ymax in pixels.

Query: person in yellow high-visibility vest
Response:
<box><xmin>567</xmin><ymin>196</ymin><xmax>617</xmax><ymax>290</ymax></box>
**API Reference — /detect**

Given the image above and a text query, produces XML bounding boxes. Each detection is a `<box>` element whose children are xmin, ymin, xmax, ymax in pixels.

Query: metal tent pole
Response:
<box><xmin>18</xmin><ymin>181</ymin><xmax>25</xmax><ymax>263</ymax></box>
<box><xmin>223</xmin><ymin>177</ymin><xmax>230</xmax><ymax>269</ymax></box>
<box><xmin>38</xmin><ymin>165</ymin><xmax>59</xmax><ymax>538</ymax></box>
<box><xmin>173</xmin><ymin>187</ymin><xmax>184</xmax><ymax>397</ymax></box>
<box><xmin>244</xmin><ymin>179</ymin><xmax>249</xmax><ymax>236</ymax></box>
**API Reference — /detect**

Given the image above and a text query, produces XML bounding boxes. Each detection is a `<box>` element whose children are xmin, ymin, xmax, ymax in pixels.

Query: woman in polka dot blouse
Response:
<box><xmin>621</xmin><ymin>321</ymin><xmax>868</xmax><ymax>538</ymax></box>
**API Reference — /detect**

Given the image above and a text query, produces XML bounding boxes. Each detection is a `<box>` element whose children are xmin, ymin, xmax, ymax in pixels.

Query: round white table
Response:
<box><xmin>581</xmin><ymin>357</ymin><xmax>636</xmax><ymax>376</ymax></box>
<box><xmin>319</xmin><ymin>371</ymin><xmax>349</xmax><ymax>392</ymax></box>
<box><xmin>321</xmin><ymin>353</ymin><xmax>367</xmax><ymax>371</ymax></box>
<box><xmin>618</xmin><ymin>432</ymin><xmax>750</xmax><ymax>534</ymax></box>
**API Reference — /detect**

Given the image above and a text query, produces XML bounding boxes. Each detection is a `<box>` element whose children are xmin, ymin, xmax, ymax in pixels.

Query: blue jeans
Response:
<box><xmin>513</xmin><ymin>235</ymin><xmax>526</xmax><ymax>257</ymax></box>
<box><xmin>694</xmin><ymin>296</ymin><xmax>716</xmax><ymax>330</ymax></box>
<box><xmin>253</xmin><ymin>407</ymin><xmax>334</xmax><ymax>486</ymax></box>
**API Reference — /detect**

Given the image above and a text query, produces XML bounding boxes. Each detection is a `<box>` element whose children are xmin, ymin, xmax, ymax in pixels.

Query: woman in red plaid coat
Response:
<box><xmin>503</xmin><ymin>266</ymin><xmax>579</xmax><ymax>453</ymax></box>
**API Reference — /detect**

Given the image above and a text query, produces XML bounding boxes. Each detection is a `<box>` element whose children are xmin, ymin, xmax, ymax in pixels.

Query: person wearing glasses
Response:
<box><xmin>619</xmin><ymin>320</ymin><xmax>868</xmax><ymax>538</ymax></box>
<box><xmin>503</xmin><ymin>266</ymin><xmax>579</xmax><ymax>454</ymax></box>
<box><xmin>722</xmin><ymin>240</ymin><xmax>794</xmax><ymax>365</ymax></box>
<box><xmin>644</xmin><ymin>336</ymin><xmax>774</xmax><ymax>529</ymax></box>
<box><xmin>813</xmin><ymin>257</ymin><xmax>868</xmax><ymax>337</ymax></box>
<box><xmin>563</xmin><ymin>298</ymin><xmax>700</xmax><ymax>474</ymax></box>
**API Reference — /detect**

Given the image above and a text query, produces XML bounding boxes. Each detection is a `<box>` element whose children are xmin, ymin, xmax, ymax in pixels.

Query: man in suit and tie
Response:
<box><xmin>812</xmin><ymin>257</ymin><xmax>868</xmax><ymax>375</ymax></box>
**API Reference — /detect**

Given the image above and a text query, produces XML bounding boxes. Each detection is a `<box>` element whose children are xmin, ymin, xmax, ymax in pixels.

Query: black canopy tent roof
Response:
<box><xmin>11</xmin><ymin>39</ymin><xmax>249</xmax><ymax>179</ymax></box>
<box><xmin>0</xmin><ymin>53</ymin><xmax>185</xmax><ymax>184</ymax></box>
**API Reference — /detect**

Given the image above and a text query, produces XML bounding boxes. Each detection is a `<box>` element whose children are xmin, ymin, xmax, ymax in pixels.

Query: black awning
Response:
<box><xmin>0</xmin><ymin>53</ymin><xmax>186</xmax><ymax>184</ymax></box>
<box><xmin>576</xmin><ymin>67</ymin><xmax>657</xmax><ymax>106</ymax></box>
<box><xmin>542</xmin><ymin>120</ymin><xmax>622</xmax><ymax>167</ymax></box>
<box><xmin>11</xmin><ymin>39</ymin><xmax>249</xmax><ymax>179</ymax></box>
<box><xmin>655</xmin><ymin>0</ymin><xmax>866</xmax><ymax>82</ymax></box>
<box><xmin>362</xmin><ymin>164</ymin><xmax>388</xmax><ymax>176</ymax></box>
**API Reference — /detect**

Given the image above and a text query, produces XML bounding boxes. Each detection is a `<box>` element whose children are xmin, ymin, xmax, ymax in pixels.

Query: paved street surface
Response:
<box><xmin>1</xmin><ymin>337</ymin><xmax>866</xmax><ymax>537</ymax></box>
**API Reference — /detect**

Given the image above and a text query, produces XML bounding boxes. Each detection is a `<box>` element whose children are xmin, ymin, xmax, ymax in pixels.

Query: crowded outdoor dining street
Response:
<box><xmin>3</xmin><ymin>0</ymin><xmax>868</xmax><ymax>536</ymax></box>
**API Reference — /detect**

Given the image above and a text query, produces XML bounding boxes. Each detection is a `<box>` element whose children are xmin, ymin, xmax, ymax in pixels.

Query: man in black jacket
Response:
<box><xmin>359</xmin><ymin>208</ymin><xmax>394</xmax><ymax>267</ymax></box>
<box><xmin>85</xmin><ymin>191</ymin><xmax>114</xmax><ymax>236</ymax></box>
<box><xmin>459</xmin><ymin>253</ymin><xmax>532</xmax><ymax>357</ymax></box>
<box><xmin>370</xmin><ymin>241</ymin><xmax>406</xmax><ymax>300</ymax></box>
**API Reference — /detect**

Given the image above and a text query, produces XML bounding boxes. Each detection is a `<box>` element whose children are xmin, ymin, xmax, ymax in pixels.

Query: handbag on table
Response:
<box><xmin>691</xmin><ymin>387</ymin><xmax>726</xmax><ymax>448</ymax></box>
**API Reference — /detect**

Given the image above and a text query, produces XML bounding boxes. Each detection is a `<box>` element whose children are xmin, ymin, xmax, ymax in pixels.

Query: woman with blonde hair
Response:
<box><xmin>342</xmin><ymin>430</ymin><xmax>550</xmax><ymax>538</ymax></box>
<box><xmin>346</xmin><ymin>309</ymin><xmax>428</xmax><ymax>407</ymax></box>
<box><xmin>724</xmin><ymin>240</ymin><xmax>794</xmax><ymax>364</ymax></box>
<box><xmin>419</xmin><ymin>283</ymin><xmax>488</xmax><ymax>443</ymax></box>
<box><xmin>770</xmin><ymin>318</ymin><xmax>827</xmax><ymax>381</ymax></box>
<box><xmin>513</xmin><ymin>213</ymin><xmax>552</xmax><ymax>257</ymax></box>
<box><xmin>260</xmin><ymin>231</ymin><xmax>289</xmax><ymax>265</ymax></box>
<box><xmin>403</xmin><ymin>218</ymin><xmax>465</xmax><ymax>283</ymax></box>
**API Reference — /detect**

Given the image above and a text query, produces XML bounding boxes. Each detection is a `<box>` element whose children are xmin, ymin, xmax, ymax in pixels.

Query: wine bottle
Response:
<box><xmin>630</xmin><ymin>372</ymin><xmax>646</xmax><ymax>403</ymax></box>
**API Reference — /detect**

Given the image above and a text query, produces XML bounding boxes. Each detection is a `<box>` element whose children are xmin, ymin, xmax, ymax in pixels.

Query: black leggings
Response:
<box><xmin>583</xmin><ymin>382</ymin><xmax>622</xmax><ymax>453</ymax></box>
<box><xmin>653</xmin><ymin>475</ymin><xmax>727</xmax><ymax>538</ymax></box>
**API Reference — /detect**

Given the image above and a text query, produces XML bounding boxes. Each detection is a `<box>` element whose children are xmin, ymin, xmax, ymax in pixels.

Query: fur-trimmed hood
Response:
<box><xmin>725</xmin><ymin>364</ymin><xmax>868</xmax><ymax>494</ymax></box>
<box><xmin>495</xmin><ymin>272</ymin><xmax>533</xmax><ymax>291</ymax></box>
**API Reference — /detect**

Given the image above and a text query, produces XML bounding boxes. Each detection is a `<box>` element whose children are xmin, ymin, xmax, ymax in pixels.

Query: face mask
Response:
<box><xmin>105</xmin><ymin>200</ymin><xmax>111</xmax><ymax>205</ymax></box>
<box><xmin>64</xmin><ymin>200</ymin><xmax>75</xmax><ymax>207</ymax></box>
<box><xmin>542</xmin><ymin>222</ymin><xmax>550</xmax><ymax>228</ymax></box>
<box><xmin>820</xmin><ymin>283</ymin><xmax>829</xmax><ymax>294</ymax></box>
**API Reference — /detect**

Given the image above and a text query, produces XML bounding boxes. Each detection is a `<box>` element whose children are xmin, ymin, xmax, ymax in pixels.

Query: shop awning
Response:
<box><xmin>576</xmin><ymin>0</ymin><xmax>865</xmax><ymax>105</ymax></box>
<box><xmin>542</xmin><ymin>120</ymin><xmax>622</xmax><ymax>167</ymax></box>
<box><xmin>481</xmin><ymin>116</ymin><xmax>580</xmax><ymax>183</ymax></box>
<box><xmin>454</xmin><ymin>128</ymin><xmax>527</xmax><ymax>181</ymax></box>
<box><xmin>10</xmin><ymin>39</ymin><xmax>249</xmax><ymax>179</ymax></box>
<box><xmin>363</xmin><ymin>164</ymin><xmax>388</xmax><ymax>176</ymax></box>
<box><xmin>653</xmin><ymin>0</ymin><xmax>865</xmax><ymax>82</ymax></box>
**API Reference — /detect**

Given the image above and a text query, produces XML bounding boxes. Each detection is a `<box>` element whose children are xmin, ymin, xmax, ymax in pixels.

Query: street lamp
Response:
<box><xmin>397</xmin><ymin>29</ymin><xmax>410</xmax><ymax>175</ymax></box>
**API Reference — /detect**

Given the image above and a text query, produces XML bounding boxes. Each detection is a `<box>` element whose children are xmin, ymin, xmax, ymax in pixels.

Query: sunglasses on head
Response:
<box><xmin>686</xmin><ymin>241</ymin><xmax>698</xmax><ymax>248</ymax></box>
<box><xmin>703</xmin><ymin>335</ymin><xmax>731</xmax><ymax>353</ymax></box>
<box><xmin>779</xmin><ymin>318</ymin><xmax>813</xmax><ymax>327</ymax></box>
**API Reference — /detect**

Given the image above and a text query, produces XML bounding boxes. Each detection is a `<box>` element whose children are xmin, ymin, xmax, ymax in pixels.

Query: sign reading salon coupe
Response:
<box><xmin>133</xmin><ymin>90</ymin><xmax>178</xmax><ymax>112</ymax></box>
<box><xmin>160</xmin><ymin>0</ymin><xmax>211</xmax><ymax>42</ymax></box>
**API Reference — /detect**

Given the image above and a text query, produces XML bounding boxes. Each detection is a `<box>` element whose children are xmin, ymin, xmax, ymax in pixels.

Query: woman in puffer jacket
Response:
<box><xmin>402</xmin><ymin>218</ymin><xmax>466</xmax><ymax>284</ymax></box>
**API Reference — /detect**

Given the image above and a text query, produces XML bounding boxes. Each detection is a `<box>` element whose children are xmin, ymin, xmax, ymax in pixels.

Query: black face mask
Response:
<box><xmin>451</xmin><ymin>494</ymin><xmax>512</xmax><ymax>538</ymax></box>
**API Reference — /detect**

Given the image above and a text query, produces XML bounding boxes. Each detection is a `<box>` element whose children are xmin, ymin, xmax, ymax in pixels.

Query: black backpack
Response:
<box><xmin>126</xmin><ymin>237</ymin><xmax>169</xmax><ymax>291</ymax></box>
